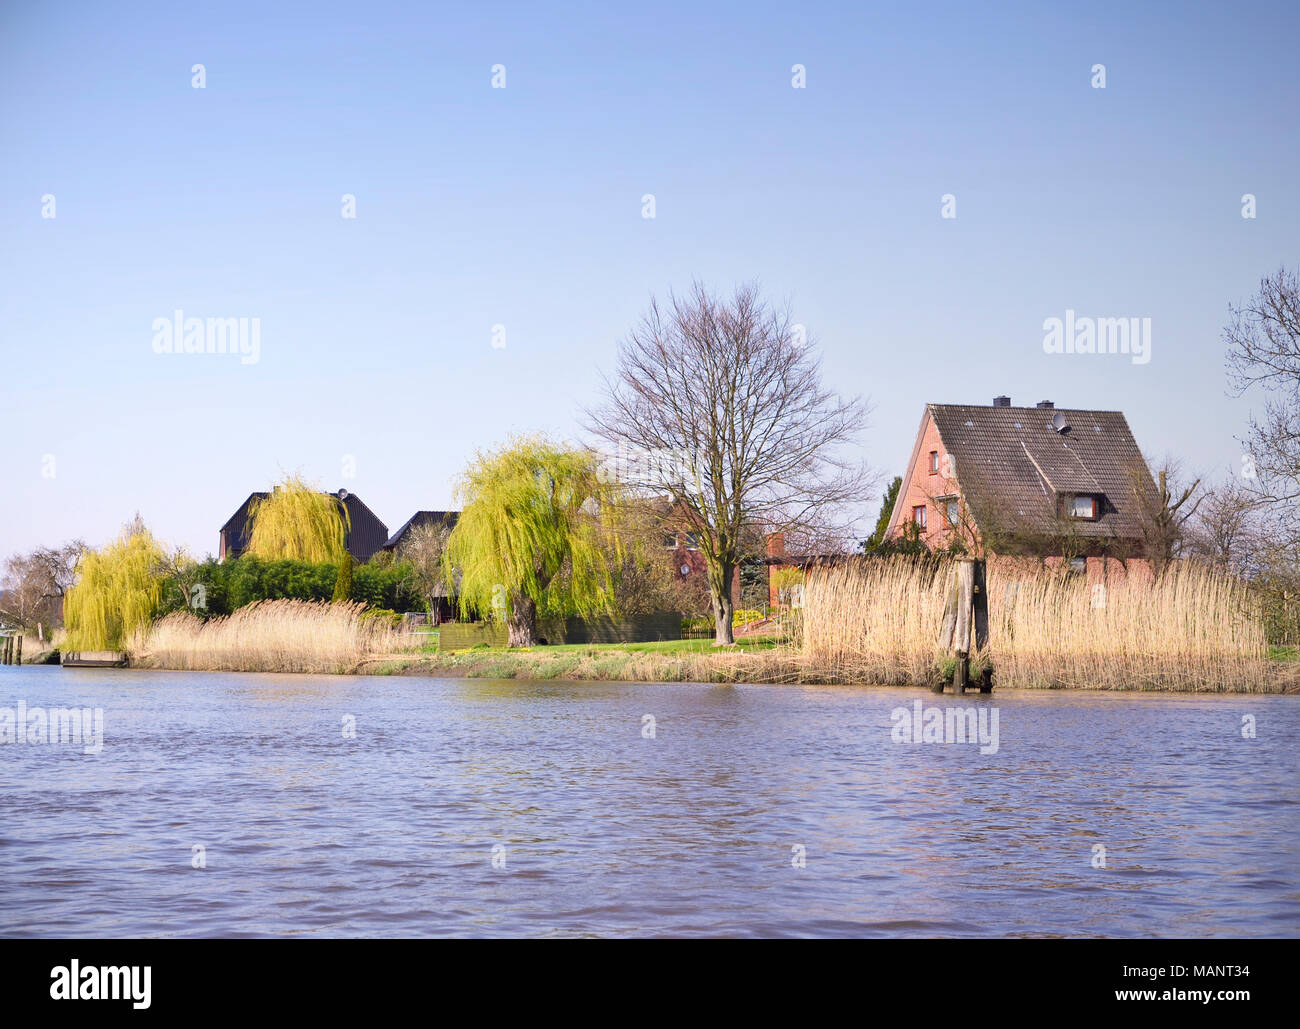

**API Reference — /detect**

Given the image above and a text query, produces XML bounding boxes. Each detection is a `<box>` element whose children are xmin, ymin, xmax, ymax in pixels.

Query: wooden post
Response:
<box><xmin>952</xmin><ymin>559</ymin><xmax>974</xmax><ymax>694</ymax></box>
<box><xmin>938</xmin><ymin>565</ymin><xmax>959</xmax><ymax>651</ymax></box>
<box><xmin>972</xmin><ymin>561</ymin><xmax>989</xmax><ymax>650</ymax></box>
<box><xmin>936</xmin><ymin>558</ymin><xmax>992</xmax><ymax>693</ymax></box>
<box><xmin>934</xmin><ymin>563</ymin><xmax>959</xmax><ymax>691</ymax></box>
<box><xmin>15</xmin><ymin>635</ymin><xmax>21</xmax><ymax>665</ymax></box>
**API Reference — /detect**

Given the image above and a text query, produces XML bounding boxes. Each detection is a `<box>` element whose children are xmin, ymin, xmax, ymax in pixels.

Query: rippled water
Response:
<box><xmin>0</xmin><ymin>664</ymin><xmax>1296</xmax><ymax>937</ymax></box>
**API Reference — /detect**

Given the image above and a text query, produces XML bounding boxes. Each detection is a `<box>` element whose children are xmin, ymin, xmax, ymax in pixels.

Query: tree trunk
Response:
<box><xmin>507</xmin><ymin>594</ymin><xmax>538</xmax><ymax>647</ymax></box>
<box><xmin>710</xmin><ymin>564</ymin><xmax>735</xmax><ymax>645</ymax></box>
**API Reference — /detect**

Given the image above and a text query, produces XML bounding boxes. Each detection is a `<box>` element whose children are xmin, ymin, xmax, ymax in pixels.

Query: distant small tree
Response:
<box><xmin>0</xmin><ymin>541</ymin><xmax>84</xmax><ymax>632</ymax></box>
<box><xmin>1225</xmin><ymin>266</ymin><xmax>1300</xmax><ymax>544</ymax></box>
<box><xmin>399</xmin><ymin>520</ymin><xmax>454</xmax><ymax>616</ymax></box>
<box><xmin>872</xmin><ymin>518</ymin><xmax>928</xmax><ymax>557</ymax></box>
<box><xmin>862</xmin><ymin>476</ymin><xmax>902</xmax><ymax>551</ymax></box>
<box><xmin>1183</xmin><ymin>477</ymin><xmax>1266</xmax><ymax>576</ymax></box>
<box><xmin>443</xmin><ymin>436</ymin><xmax>623</xmax><ymax>647</ymax></box>
<box><xmin>247</xmin><ymin>475</ymin><xmax>350</xmax><ymax>563</ymax></box>
<box><xmin>332</xmin><ymin>553</ymin><xmax>354</xmax><ymax>602</ymax></box>
<box><xmin>158</xmin><ymin>545</ymin><xmax>202</xmax><ymax>615</ymax></box>
<box><xmin>1129</xmin><ymin>457</ymin><xmax>1205</xmax><ymax>575</ymax></box>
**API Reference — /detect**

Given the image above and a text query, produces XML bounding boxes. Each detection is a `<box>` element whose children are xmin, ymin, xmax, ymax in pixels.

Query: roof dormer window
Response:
<box><xmin>1065</xmin><ymin>494</ymin><xmax>1098</xmax><ymax>520</ymax></box>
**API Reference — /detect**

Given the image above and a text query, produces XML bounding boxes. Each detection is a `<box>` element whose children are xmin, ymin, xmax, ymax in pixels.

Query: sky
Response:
<box><xmin>1</xmin><ymin>0</ymin><xmax>1297</xmax><ymax>558</ymax></box>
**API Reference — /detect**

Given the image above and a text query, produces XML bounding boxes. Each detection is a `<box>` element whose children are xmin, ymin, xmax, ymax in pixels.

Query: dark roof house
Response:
<box><xmin>886</xmin><ymin>397</ymin><xmax>1159</xmax><ymax>557</ymax></box>
<box><xmin>219</xmin><ymin>489</ymin><xmax>389</xmax><ymax>563</ymax></box>
<box><xmin>382</xmin><ymin>510</ymin><xmax>460</xmax><ymax>553</ymax></box>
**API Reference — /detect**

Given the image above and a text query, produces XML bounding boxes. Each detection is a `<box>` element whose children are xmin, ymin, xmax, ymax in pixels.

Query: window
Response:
<box><xmin>912</xmin><ymin>505</ymin><xmax>927</xmax><ymax>529</ymax></box>
<box><xmin>683</xmin><ymin>532</ymin><xmax>701</xmax><ymax>550</ymax></box>
<box><xmin>1067</xmin><ymin>495</ymin><xmax>1097</xmax><ymax>520</ymax></box>
<box><xmin>1069</xmin><ymin>557</ymin><xmax>1087</xmax><ymax>575</ymax></box>
<box><xmin>662</xmin><ymin>533</ymin><xmax>678</xmax><ymax>549</ymax></box>
<box><xmin>928</xmin><ymin>450</ymin><xmax>939</xmax><ymax>474</ymax></box>
<box><xmin>945</xmin><ymin>499</ymin><xmax>960</xmax><ymax>526</ymax></box>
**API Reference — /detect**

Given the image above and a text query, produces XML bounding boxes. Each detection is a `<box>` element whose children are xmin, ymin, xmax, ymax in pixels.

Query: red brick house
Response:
<box><xmin>885</xmin><ymin>397</ymin><xmax>1158</xmax><ymax>579</ymax></box>
<box><xmin>762</xmin><ymin>532</ymin><xmax>847</xmax><ymax>608</ymax></box>
<box><xmin>660</xmin><ymin>522</ymin><xmax>742</xmax><ymax>608</ymax></box>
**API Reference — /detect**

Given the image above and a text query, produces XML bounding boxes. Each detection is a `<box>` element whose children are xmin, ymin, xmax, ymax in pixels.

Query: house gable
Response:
<box><xmin>887</xmin><ymin>399</ymin><xmax>1158</xmax><ymax>554</ymax></box>
<box><xmin>382</xmin><ymin>510</ymin><xmax>460</xmax><ymax>552</ymax></box>
<box><xmin>220</xmin><ymin>489</ymin><xmax>389</xmax><ymax>563</ymax></box>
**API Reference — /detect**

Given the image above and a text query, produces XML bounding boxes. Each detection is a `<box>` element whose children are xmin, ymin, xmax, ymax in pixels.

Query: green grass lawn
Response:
<box><xmin>1269</xmin><ymin>645</ymin><xmax>1300</xmax><ymax>661</ymax></box>
<box><xmin>433</xmin><ymin>636</ymin><xmax>782</xmax><ymax>655</ymax></box>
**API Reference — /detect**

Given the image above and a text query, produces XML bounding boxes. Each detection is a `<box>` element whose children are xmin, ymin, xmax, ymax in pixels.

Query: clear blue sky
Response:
<box><xmin>2</xmin><ymin>0</ymin><xmax>1297</xmax><ymax>557</ymax></box>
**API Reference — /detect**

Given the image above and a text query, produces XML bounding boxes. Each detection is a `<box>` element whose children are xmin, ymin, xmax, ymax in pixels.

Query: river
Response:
<box><xmin>1</xmin><ymin>665</ymin><xmax>1295</xmax><ymax>937</ymax></box>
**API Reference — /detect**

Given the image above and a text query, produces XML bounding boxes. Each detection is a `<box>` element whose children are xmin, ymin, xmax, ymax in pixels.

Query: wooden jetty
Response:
<box><xmin>0</xmin><ymin>631</ymin><xmax>21</xmax><ymax>665</ymax></box>
<box><xmin>62</xmin><ymin>651</ymin><xmax>129</xmax><ymax>668</ymax></box>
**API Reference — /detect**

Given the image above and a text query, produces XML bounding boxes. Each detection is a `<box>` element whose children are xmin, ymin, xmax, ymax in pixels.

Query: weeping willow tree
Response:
<box><xmin>63</xmin><ymin>522</ymin><xmax>167</xmax><ymax>651</ymax></box>
<box><xmin>443</xmin><ymin>437</ymin><xmax>625</xmax><ymax>646</ymax></box>
<box><xmin>246</xmin><ymin>475</ymin><xmax>350</xmax><ymax>563</ymax></box>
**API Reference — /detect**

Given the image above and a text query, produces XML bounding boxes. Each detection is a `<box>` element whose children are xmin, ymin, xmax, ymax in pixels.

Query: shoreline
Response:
<box><xmin>111</xmin><ymin>646</ymin><xmax>1294</xmax><ymax>693</ymax></box>
<box><xmin>37</xmin><ymin>631</ymin><xmax>1294</xmax><ymax>693</ymax></box>
<box><xmin>28</xmin><ymin>647</ymin><xmax>1297</xmax><ymax>692</ymax></box>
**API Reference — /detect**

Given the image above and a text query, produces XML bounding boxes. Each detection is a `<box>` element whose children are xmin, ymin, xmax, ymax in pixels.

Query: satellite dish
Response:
<box><xmin>1051</xmin><ymin>412</ymin><xmax>1068</xmax><ymax>434</ymax></box>
<box><xmin>338</xmin><ymin>488</ymin><xmax>350</xmax><ymax>500</ymax></box>
<box><xmin>680</xmin><ymin>564</ymin><xmax>691</xmax><ymax>576</ymax></box>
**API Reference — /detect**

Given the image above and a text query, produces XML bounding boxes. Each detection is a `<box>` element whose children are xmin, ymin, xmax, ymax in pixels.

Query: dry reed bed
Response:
<box><xmin>130</xmin><ymin>599</ymin><xmax>411</xmax><ymax>674</ymax></box>
<box><xmin>802</xmin><ymin>557</ymin><xmax>1274</xmax><ymax>691</ymax></box>
<box><xmin>127</xmin><ymin>567</ymin><xmax>1285</xmax><ymax>691</ymax></box>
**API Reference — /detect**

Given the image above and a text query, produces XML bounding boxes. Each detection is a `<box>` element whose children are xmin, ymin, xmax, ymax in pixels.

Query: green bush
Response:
<box><xmin>160</xmin><ymin>555</ymin><xmax>418</xmax><ymax>617</ymax></box>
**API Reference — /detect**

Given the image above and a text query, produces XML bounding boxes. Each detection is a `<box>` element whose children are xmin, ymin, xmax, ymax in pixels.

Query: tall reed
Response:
<box><xmin>129</xmin><ymin>600</ymin><xmax>409</xmax><ymax>674</ymax></box>
<box><xmin>801</xmin><ymin>556</ymin><xmax>1272</xmax><ymax>691</ymax></box>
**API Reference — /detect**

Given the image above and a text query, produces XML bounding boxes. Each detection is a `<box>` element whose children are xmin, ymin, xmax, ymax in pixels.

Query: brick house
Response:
<box><xmin>660</xmin><ymin>522</ymin><xmax>742</xmax><ymax>608</ymax></box>
<box><xmin>219</xmin><ymin>488</ymin><xmax>389</xmax><ymax>563</ymax></box>
<box><xmin>885</xmin><ymin>396</ymin><xmax>1158</xmax><ymax>580</ymax></box>
<box><xmin>762</xmin><ymin>532</ymin><xmax>847</xmax><ymax>608</ymax></box>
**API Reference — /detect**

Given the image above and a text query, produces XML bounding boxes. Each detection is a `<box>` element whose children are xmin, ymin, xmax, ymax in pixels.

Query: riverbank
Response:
<box><xmin>111</xmin><ymin>562</ymin><xmax>1300</xmax><ymax>692</ymax></box>
<box><xmin>349</xmin><ymin>642</ymin><xmax>1300</xmax><ymax>693</ymax></box>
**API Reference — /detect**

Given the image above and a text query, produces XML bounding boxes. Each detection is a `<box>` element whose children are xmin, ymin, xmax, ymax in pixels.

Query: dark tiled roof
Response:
<box><xmin>383</xmin><ymin>510</ymin><xmax>459</xmax><ymax>551</ymax></box>
<box><xmin>927</xmin><ymin>404</ymin><xmax>1156</xmax><ymax>541</ymax></box>
<box><xmin>338</xmin><ymin>493</ymin><xmax>390</xmax><ymax>563</ymax></box>
<box><xmin>220</xmin><ymin>490</ymin><xmax>389</xmax><ymax>563</ymax></box>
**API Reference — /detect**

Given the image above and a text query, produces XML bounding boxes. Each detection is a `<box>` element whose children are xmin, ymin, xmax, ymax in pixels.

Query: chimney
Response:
<box><xmin>1036</xmin><ymin>400</ymin><xmax>1055</xmax><ymax>409</ymax></box>
<box><xmin>993</xmin><ymin>395</ymin><xmax>1011</xmax><ymax>407</ymax></box>
<box><xmin>765</xmin><ymin>532</ymin><xmax>786</xmax><ymax>559</ymax></box>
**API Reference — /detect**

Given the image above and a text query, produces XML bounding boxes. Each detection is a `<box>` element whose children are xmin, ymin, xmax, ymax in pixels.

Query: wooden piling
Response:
<box><xmin>935</xmin><ymin>564</ymin><xmax>959</xmax><ymax>691</ymax></box>
<box><xmin>953</xmin><ymin>560</ymin><xmax>975</xmax><ymax>693</ymax></box>
<box><xmin>15</xmin><ymin>635</ymin><xmax>21</xmax><ymax>665</ymax></box>
<box><xmin>935</xmin><ymin>557</ymin><xmax>990</xmax><ymax>693</ymax></box>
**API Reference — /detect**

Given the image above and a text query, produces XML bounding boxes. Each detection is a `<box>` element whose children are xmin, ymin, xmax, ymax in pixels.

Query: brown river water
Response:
<box><xmin>1</xmin><ymin>664</ymin><xmax>1296</xmax><ymax>937</ymax></box>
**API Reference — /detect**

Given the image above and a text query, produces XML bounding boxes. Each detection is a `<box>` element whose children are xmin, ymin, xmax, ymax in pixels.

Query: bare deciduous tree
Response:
<box><xmin>587</xmin><ymin>281</ymin><xmax>870</xmax><ymax>644</ymax></box>
<box><xmin>1183</xmin><ymin>477</ymin><xmax>1266</xmax><ymax>576</ymax></box>
<box><xmin>1226</xmin><ymin>266</ymin><xmax>1300</xmax><ymax>541</ymax></box>
<box><xmin>0</xmin><ymin>540</ymin><xmax>84</xmax><ymax>633</ymax></box>
<box><xmin>1128</xmin><ymin>457</ymin><xmax>1205</xmax><ymax>575</ymax></box>
<box><xmin>399</xmin><ymin>520</ymin><xmax>454</xmax><ymax>621</ymax></box>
